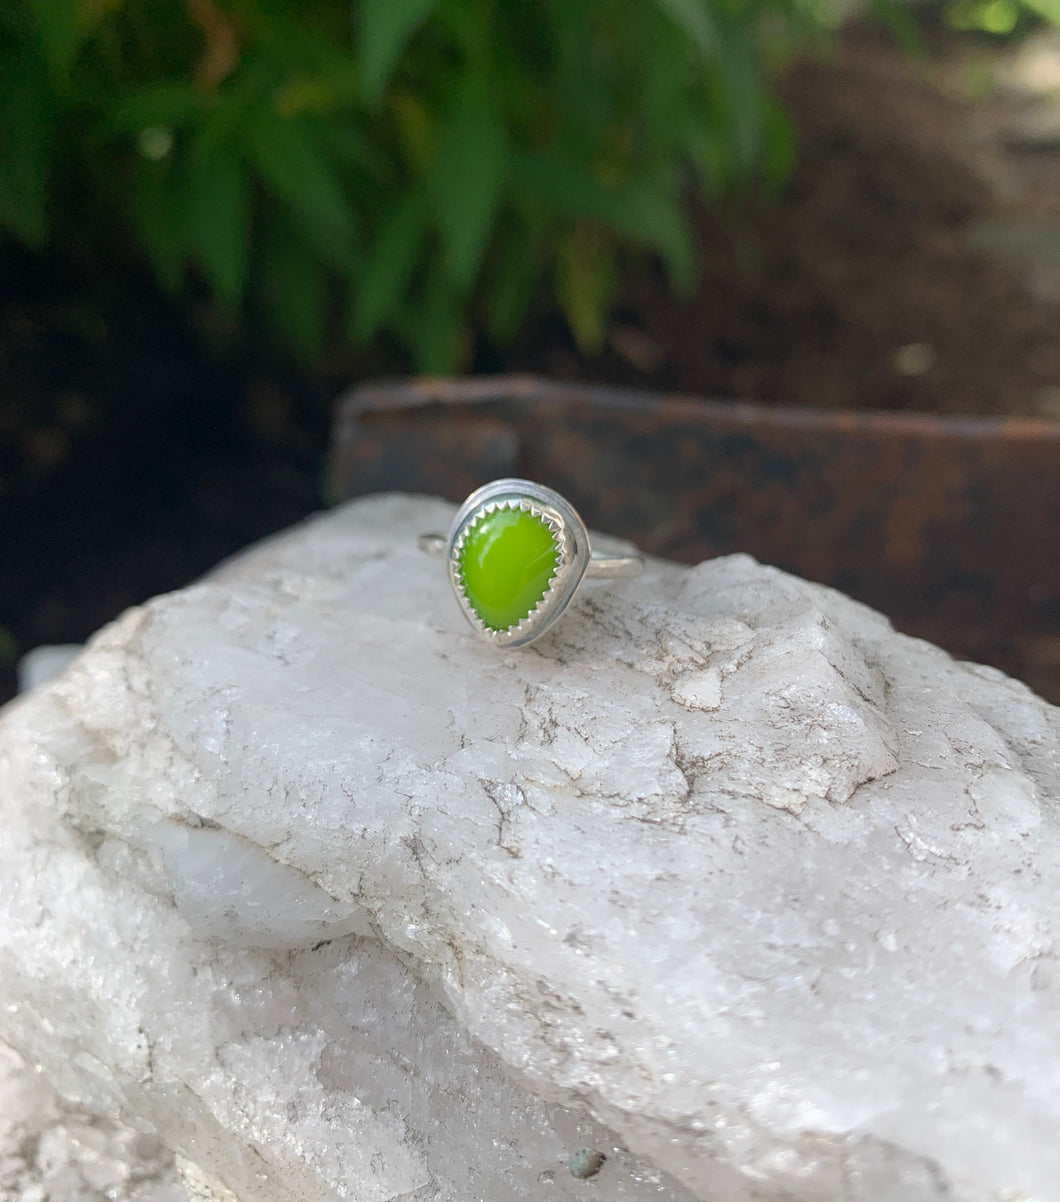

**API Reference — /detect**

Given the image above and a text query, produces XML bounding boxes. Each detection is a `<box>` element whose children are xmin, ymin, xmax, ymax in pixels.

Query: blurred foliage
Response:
<box><xmin>0</xmin><ymin>0</ymin><xmax>823</xmax><ymax>371</ymax></box>
<box><xmin>945</xmin><ymin>0</ymin><xmax>1020</xmax><ymax>33</ymax></box>
<box><xmin>944</xmin><ymin>0</ymin><xmax>1058</xmax><ymax>34</ymax></box>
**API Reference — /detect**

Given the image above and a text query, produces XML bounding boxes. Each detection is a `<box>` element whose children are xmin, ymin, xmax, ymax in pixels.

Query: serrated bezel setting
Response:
<box><xmin>447</xmin><ymin>479</ymin><xmax>591</xmax><ymax>648</ymax></box>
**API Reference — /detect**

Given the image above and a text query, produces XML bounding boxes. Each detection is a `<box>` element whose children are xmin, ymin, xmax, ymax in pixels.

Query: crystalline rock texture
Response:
<box><xmin>1</xmin><ymin>493</ymin><xmax>1058</xmax><ymax>1202</ymax></box>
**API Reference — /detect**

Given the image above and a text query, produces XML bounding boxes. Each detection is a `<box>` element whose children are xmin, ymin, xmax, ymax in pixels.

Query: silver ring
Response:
<box><xmin>419</xmin><ymin>478</ymin><xmax>643</xmax><ymax>648</ymax></box>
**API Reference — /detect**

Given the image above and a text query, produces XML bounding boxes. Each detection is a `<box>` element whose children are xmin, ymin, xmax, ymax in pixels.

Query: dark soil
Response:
<box><xmin>3</xmin><ymin>25</ymin><xmax>1060</xmax><ymax>706</ymax></box>
<box><xmin>513</xmin><ymin>31</ymin><xmax>1060</xmax><ymax>417</ymax></box>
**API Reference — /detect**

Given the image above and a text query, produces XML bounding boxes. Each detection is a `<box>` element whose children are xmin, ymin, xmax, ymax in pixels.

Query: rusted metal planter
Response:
<box><xmin>329</xmin><ymin>375</ymin><xmax>1060</xmax><ymax>702</ymax></box>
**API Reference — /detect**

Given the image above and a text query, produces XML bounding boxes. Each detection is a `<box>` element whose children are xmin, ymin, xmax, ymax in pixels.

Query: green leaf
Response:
<box><xmin>399</xmin><ymin>269</ymin><xmax>467</xmax><ymax>372</ymax></box>
<box><xmin>389</xmin><ymin>88</ymin><xmax>436</xmax><ymax>173</ymax></box>
<box><xmin>866</xmin><ymin>0</ymin><xmax>926</xmax><ymax>52</ymax></box>
<box><xmin>556</xmin><ymin>227</ymin><xmax>617</xmax><ymax>355</ymax></box>
<box><xmin>511</xmin><ymin>152</ymin><xmax>695</xmax><ymax>287</ymax></box>
<box><xmin>621</xmin><ymin>180</ymin><xmax>696</xmax><ymax>289</ymax></box>
<box><xmin>648</xmin><ymin>0</ymin><xmax>717</xmax><ymax>55</ymax></box>
<box><xmin>187</xmin><ymin>144</ymin><xmax>250</xmax><ymax>306</ymax></box>
<box><xmin>431</xmin><ymin>83</ymin><xmax>508</xmax><ymax>289</ymax></box>
<box><xmin>107</xmin><ymin>82</ymin><xmax>204</xmax><ymax>136</ymax></box>
<box><xmin>132</xmin><ymin>162</ymin><xmax>187</xmax><ymax>293</ymax></box>
<box><xmin>193</xmin><ymin>64</ymin><xmax>272</xmax><ymax>165</ymax></box>
<box><xmin>968</xmin><ymin>0</ymin><xmax>1032</xmax><ymax>22</ymax></box>
<box><xmin>483</xmin><ymin>224</ymin><xmax>545</xmax><ymax>344</ymax></box>
<box><xmin>686</xmin><ymin>121</ymin><xmax>727</xmax><ymax>194</ymax></box>
<box><xmin>359</xmin><ymin>0</ymin><xmax>440</xmax><ymax>104</ymax></box>
<box><xmin>25</xmin><ymin>0</ymin><xmax>84</xmax><ymax>84</ymax></box>
<box><xmin>243</xmin><ymin>107</ymin><xmax>358</xmax><ymax>262</ymax></box>
<box><xmin>759</xmin><ymin>98</ymin><xmax>796</xmax><ymax>192</ymax></box>
<box><xmin>1020</xmin><ymin>0</ymin><xmax>1060</xmax><ymax>21</ymax></box>
<box><xmin>0</xmin><ymin>52</ymin><xmax>52</xmax><ymax>245</ymax></box>
<box><xmin>510</xmin><ymin>151</ymin><xmax>618</xmax><ymax>224</ymax></box>
<box><xmin>715</xmin><ymin>24</ymin><xmax>765</xmax><ymax>175</ymax></box>
<box><xmin>352</xmin><ymin>189</ymin><xmax>428</xmax><ymax>341</ymax></box>
<box><xmin>315</xmin><ymin>119</ymin><xmax>387</xmax><ymax>178</ymax></box>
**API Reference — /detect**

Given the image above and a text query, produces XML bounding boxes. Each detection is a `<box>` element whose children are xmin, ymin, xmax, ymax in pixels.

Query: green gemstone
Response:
<box><xmin>459</xmin><ymin>506</ymin><xmax>560</xmax><ymax>631</ymax></box>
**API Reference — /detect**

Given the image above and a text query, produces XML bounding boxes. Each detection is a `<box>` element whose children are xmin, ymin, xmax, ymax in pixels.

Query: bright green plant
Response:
<box><xmin>944</xmin><ymin>0</ymin><xmax>1059</xmax><ymax>35</ymax></box>
<box><xmin>1</xmin><ymin>0</ymin><xmax>811</xmax><ymax>370</ymax></box>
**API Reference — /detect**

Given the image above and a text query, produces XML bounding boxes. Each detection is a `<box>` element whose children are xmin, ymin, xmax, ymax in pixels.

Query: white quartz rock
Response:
<box><xmin>16</xmin><ymin>643</ymin><xmax>82</xmax><ymax>693</ymax></box>
<box><xmin>0</xmin><ymin>1039</ymin><xmax>186</xmax><ymax>1202</ymax></box>
<box><xmin>1</xmin><ymin>492</ymin><xmax>1058</xmax><ymax>1202</ymax></box>
<box><xmin>148</xmin><ymin>819</ymin><xmax>370</xmax><ymax>948</ymax></box>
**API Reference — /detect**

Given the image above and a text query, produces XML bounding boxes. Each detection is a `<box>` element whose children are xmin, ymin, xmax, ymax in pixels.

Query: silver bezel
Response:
<box><xmin>446</xmin><ymin>478</ymin><xmax>591</xmax><ymax>648</ymax></box>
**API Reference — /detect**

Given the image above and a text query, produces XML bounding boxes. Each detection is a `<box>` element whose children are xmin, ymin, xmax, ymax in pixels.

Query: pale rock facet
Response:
<box><xmin>0</xmin><ymin>1040</ymin><xmax>186</xmax><ymax>1202</ymax></box>
<box><xmin>0</xmin><ymin>493</ymin><xmax>1058</xmax><ymax>1202</ymax></box>
<box><xmin>16</xmin><ymin>643</ymin><xmax>82</xmax><ymax>694</ymax></box>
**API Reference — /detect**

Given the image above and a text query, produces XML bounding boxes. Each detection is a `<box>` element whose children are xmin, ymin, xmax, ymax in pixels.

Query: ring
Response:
<box><xmin>419</xmin><ymin>478</ymin><xmax>643</xmax><ymax>648</ymax></box>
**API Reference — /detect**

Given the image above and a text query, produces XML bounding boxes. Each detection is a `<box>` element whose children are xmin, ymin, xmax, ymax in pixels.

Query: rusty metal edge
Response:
<box><xmin>337</xmin><ymin>374</ymin><xmax>1060</xmax><ymax>446</ymax></box>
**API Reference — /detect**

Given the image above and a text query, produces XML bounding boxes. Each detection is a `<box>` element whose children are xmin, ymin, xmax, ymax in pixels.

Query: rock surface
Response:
<box><xmin>16</xmin><ymin>644</ymin><xmax>82</xmax><ymax>695</ymax></box>
<box><xmin>0</xmin><ymin>492</ymin><xmax>1058</xmax><ymax>1202</ymax></box>
<box><xmin>0</xmin><ymin>1039</ymin><xmax>186</xmax><ymax>1202</ymax></box>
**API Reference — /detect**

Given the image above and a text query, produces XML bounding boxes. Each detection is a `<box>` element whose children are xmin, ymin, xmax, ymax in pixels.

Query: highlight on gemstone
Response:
<box><xmin>456</xmin><ymin>503</ymin><xmax>561</xmax><ymax>631</ymax></box>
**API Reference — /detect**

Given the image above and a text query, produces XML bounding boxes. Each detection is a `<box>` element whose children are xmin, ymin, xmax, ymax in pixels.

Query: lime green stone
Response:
<box><xmin>459</xmin><ymin>507</ymin><xmax>559</xmax><ymax>631</ymax></box>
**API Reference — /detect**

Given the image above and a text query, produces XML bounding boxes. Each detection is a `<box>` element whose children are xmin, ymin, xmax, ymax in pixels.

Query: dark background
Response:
<box><xmin>4</xmin><ymin>25</ymin><xmax>1060</xmax><ymax>705</ymax></box>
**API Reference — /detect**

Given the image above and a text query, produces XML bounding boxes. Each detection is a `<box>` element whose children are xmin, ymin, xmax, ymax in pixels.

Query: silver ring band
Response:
<box><xmin>420</xmin><ymin>479</ymin><xmax>643</xmax><ymax>648</ymax></box>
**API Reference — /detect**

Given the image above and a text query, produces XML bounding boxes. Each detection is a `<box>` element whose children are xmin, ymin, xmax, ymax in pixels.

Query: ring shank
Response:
<box><xmin>584</xmin><ymin>552</ymin><xmax>643</xmax><ymax>579</ymax></box>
